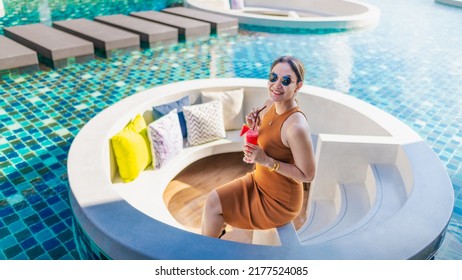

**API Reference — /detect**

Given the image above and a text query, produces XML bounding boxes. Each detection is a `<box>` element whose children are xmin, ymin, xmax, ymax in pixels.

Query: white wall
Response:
<box><xmin>311</xmin><ymin>134</ymin><xmax>399</xmax><ymax>201</ymax></box>
<box><xmin>296</xmin><ymin>92</ymin><xmax>391</xmax><ymax>137</ymax></box>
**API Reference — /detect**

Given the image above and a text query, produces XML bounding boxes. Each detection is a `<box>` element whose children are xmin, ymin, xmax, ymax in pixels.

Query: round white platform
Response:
<box><xmin>185</xmin><ymin>0</ymin><xmax>381</xmax><ymax>30</ymax></box>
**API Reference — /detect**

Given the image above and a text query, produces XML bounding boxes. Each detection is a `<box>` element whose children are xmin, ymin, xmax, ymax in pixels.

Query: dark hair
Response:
<box><xmin>270</xmin><ymin>56</ymin><xmax>305</xmax><ymax>83</ymax></box>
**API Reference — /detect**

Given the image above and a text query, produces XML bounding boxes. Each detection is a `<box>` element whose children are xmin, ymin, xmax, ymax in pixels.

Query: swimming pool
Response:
<box><xmin>0</xmin><ymin>0</ymin><xmax>461</xmax><ymax>259</ymax></box>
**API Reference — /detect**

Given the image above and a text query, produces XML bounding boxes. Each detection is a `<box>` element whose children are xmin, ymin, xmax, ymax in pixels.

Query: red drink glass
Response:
<box><xmin>246</xmin><ymin>129</ymin><xmax>259</xmax><ymax>145</ymax></box>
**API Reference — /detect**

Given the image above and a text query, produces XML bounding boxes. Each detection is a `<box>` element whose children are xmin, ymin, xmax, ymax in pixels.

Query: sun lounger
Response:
<box><xmin>162</xmin><ymin>7</ymin><xmax>238</xmax><ymax>35</ymax></box>
<box><xmin>94</xmin><ymin>14</ymin><xmax>178</xmax><ymax>48</ymax></box>
<box><xmin>0</xmin><ymin>35</ymin><xmax>39</xmax><ymax>73</ymax></box>
<box><xmin>3</xmin><ymin>24</ymin><xmax>94</xmax><ymax>68</ymax></box>
<box><xmin>130</xmin><ymin>11</ymin><xmax>210</xmax><ymax>41</ymax></box>
<box><xmin>52</xmin><ymin>19</ymin><xmax>140</xmax><ymax>58</ymax></box>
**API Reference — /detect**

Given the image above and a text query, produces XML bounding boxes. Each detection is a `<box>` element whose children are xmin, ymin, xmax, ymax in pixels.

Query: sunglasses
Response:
<box><xmin>268</xmin><ymin>72</ymin><xmax>295</xmax><ymax>86</ymax></box>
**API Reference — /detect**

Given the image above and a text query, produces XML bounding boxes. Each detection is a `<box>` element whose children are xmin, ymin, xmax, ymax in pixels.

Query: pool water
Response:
<box><xmin>1</xmin><ymin>0</ymin><xmax>461</xmax><ymax>259</ymax></box>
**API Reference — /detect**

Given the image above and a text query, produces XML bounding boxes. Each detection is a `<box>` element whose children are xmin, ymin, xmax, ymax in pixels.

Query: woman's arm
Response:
<box><xmin>243</xmin><ymin>112</ymin><xmax>316</xmax><ymax>183</ymax></box>
<box><xmin>278</xmin><ymin>113</ymin><xmax>316</xmax><ymax>182</ymax></box>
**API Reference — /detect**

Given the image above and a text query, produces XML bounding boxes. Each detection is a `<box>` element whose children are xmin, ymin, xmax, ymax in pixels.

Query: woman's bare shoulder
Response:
<box><xmin>286</xmin><ymin>112</ymin><xmax>312</xmax><ymax>138</ymax></box>
<box><xmin>282</xmin><ymin>111</ymin><xmax>312</xmax><ymax>147</ymax></box>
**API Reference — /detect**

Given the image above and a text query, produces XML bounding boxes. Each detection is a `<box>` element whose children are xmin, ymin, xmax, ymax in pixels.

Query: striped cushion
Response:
<box><xmin>183</xmin><ymin>100</ymin><xmax>226</xmax><ymax>146</ymax></box>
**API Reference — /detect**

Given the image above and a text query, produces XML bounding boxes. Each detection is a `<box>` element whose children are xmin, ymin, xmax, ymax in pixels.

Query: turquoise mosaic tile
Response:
<box><xmin>1</xmin><ymin>0</ymin><xmax>462</xmax><ymax>259</ymax></box>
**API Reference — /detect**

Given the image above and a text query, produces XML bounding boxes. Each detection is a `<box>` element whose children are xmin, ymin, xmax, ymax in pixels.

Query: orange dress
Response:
<box><xmin>216</xmin><ymin>104</ymin><xmax>304</xmax><ymax>229</ymax></box>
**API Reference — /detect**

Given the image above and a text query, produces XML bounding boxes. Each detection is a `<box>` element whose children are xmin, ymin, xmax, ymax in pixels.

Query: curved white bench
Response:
<box><xmin>185</xmin><ymin>0</ymin><xmax>380</xmax><ymax>30</ymax></box>
<box><xmin>68</xmin><ymin>78</ymin><xmax>454</xmax><ymax>259</ymax></box>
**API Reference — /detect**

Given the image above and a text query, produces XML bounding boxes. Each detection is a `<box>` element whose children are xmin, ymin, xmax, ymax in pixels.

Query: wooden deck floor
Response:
<box><xmin>163</xmin><ymin>152</ymin><xmax>309</xmax><ymax>243</ymax></box>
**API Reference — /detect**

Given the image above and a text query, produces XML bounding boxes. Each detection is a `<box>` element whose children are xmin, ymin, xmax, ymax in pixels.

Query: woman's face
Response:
<box><xmin>267</xmin><ymin>62</ymin><xmax>302</xmax><ymax>103</ymax></box>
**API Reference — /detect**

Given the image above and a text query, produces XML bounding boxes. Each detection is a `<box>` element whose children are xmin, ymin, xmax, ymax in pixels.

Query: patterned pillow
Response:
<box><xmin>152</xmin><ymin>95</ymin><xmax>189</xmax><ymax>138</ymax></box>
<box><xmin>147</xmin><ymin>109</ymin><xmax>183</xmax><ymax>169</ymax></box>
<box><xmin>111</xmin><ymin>114</ymin><xmax>152</xmax><ymax>182</ymax></box>
<box><xmin>183</xmin><ymin>100</ymin><xmax>226</xmax><ymax>146</ymax></box>
<box><xmin>201</xmin><ymin>88</ymin><xmax>244</xmax><ymax>130</ymax></box>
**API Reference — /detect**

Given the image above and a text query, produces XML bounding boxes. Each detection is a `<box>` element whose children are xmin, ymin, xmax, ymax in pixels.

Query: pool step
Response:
<box><xmin>94</xmin><ymin>14</ymin><xmax>178</xmax><ymax>48</ymax></box>
<box><xmin>130</xmin><ymin>11</ymin><xmax>211</xmax><ymax>41</ymax></box>
<box><xmin>0</xmin><ymin>35</ymin><xmax>39</xmax><ymax>73</ymax></box>
<box><xmin>297</xmin><ymin>199</ymin><xmax>337</xmax><ymax>237</ymax></box>
<box><xmin>298</xmin><ymin>164</ymin><xmax>407</xmax><ymax>245</ymax></box>
<box><xmin>298</xmin><ymin>182</ymin><xmax>371</xmax><ymax>243</ymax></box>
<box><xmin>360</xmin><ymin>164</ymin><xmax>408</xmax><ymax>228</ymax></box>
<box><xmin>52</xmin><ymin>18</ymin><xmax>140</xmax><ymax>58</ymax></box>
<box><xmin>0</xmin><ymin>8</ymin><xmax>239</xmax><ymax>72</ymax></box>
<box><xmin>162</xmin><ymin>7</ymin><xmax>238</xmax><ymax>35</ymax></box>
<box><xmin>3</xmin><ymin>23</ymin><xmax>94</xmax><ymax>68</ymax></box>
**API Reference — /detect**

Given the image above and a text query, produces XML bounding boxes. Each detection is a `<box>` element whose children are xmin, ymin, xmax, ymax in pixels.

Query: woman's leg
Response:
<box><xmin>201</xmin><ymin>190</ymin><xmax>225</xmax><ymax>237</ymax></box>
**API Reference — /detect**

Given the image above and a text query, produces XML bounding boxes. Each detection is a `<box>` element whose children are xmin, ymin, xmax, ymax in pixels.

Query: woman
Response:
<box><xmin>201</xmin><ymin>56</ymin><xmax>316</xmax><ymax>238</ymax></box>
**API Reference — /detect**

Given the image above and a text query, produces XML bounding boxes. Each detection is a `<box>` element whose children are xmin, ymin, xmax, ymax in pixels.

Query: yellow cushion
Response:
<box><xmin>111</xmin><ymin>114</ymin><xmax>153</xmax><ymax>182</ymax></box>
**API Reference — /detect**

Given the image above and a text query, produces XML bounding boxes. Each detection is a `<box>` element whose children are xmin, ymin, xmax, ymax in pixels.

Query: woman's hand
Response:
<box><xmin>243</xmin><ymin>143</ymin><xmax>270</xmax><ymax>165</ymax></box>
<box><xmin>245</xmin><ymin>108</ymin><xmax>261</xmax><ymax>129</ymax></box>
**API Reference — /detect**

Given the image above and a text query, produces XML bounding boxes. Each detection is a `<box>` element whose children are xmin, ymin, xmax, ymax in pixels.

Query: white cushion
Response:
<box><xmin>201</xmin><ymin>88</ymin><xmax>244</xmax><ymax>130</ymax></box>
<box><xmin>183</xmin><ymin>100</ymin><xmax>226</xmax><ymax>146</ymax></box>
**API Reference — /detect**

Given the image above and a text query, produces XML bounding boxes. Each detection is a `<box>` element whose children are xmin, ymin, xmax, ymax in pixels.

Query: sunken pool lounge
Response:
<box><xmin>68</xmin><ymin>78</ymin><xmax>454</xmax><ymax>259</ymax></box>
